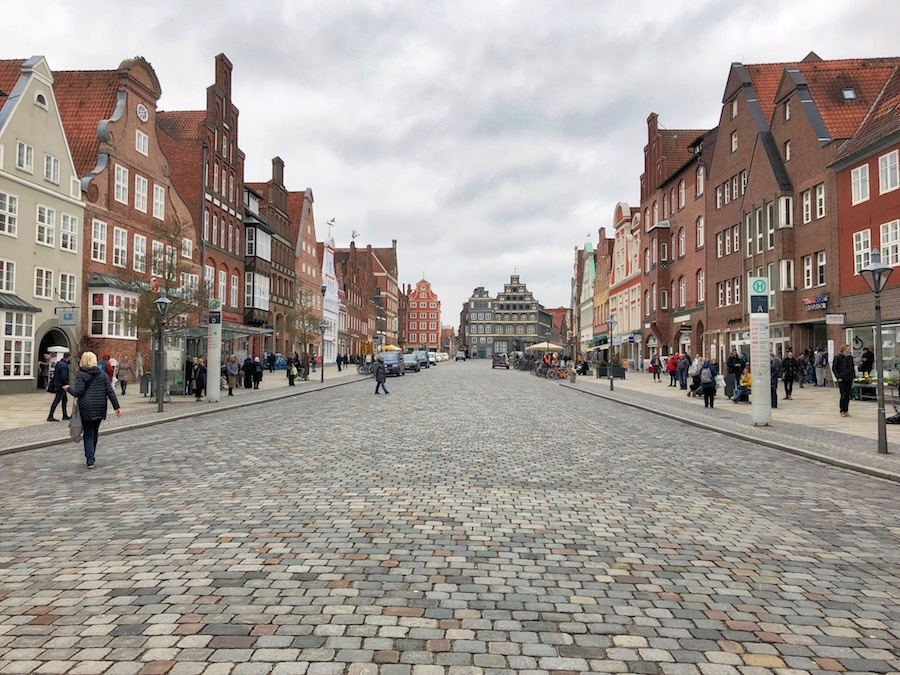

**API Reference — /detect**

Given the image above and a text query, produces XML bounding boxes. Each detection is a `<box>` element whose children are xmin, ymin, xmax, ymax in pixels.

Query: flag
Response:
<box><xmin>351</xmin><ymin>230</ymin><xmax>360</xmax><ymax>240</ymax></box>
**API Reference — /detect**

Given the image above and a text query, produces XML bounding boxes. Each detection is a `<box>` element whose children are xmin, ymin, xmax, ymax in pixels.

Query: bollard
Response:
<box><xmin>569</xmin><ymin>370</ymin><xmax>576</xmax><ymax>383</ymax></box>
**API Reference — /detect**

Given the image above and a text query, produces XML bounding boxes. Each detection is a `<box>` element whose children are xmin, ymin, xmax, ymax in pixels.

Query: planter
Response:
<box><xmin>595</xmin><ymin>366</ymin><xmax>627</xmax><ymax>379</ymax></box>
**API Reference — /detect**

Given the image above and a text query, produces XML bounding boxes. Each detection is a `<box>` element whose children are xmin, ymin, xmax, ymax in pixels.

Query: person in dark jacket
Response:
<box><xmin>64</xmin><ymin>351</ymin><xmax>122</xmax><ymax>468</ymax></box>
<box><xmin>676</xmin><ymin>351</ymin><xmax>690</xmax><ymax>390</ymax></box>
<box><xmin>253</xmin><ymin>357</ymin><xmax>263</xmax><ymax>389</ymax></box>
<box><xmin>832</xmin><ymin>343</ymin><xmax>856</xmax><ymax>417</ymax></box>
<box><xmin>781</xmin><ymin>350</ymin><xmax>800</xmax><ymax>400</ymax></box>
<box><xmin>47</xmin><ymin>353</ymin><xmax>71</xmax><ymax>422</ymax></box>
<box><xmin>699</xmin><ymin>358</ymin><xmax>718</xmax><ymax>408</ymax></box>
<box><xmin>859</xmin><ymin>347</ymin><xmax>874</xmax><ymax>378</ymax></box>
<box><xmin>373</xmin><ymin>356</ymin><xmax>389</xmax><ymax>394</ymax></box>
<box><xmin>184</xmin><ymin>357</ymin><xmax>194</xmax><ymax>395</ymax></box>
<box><xmin>193</xmin><ymin>357</ymin><xmax>207</xmax><ymax>401</ymax></box>
<box><xmin>242</xmin><ymin>356</ymin><xmax>254</xmax><ymax>389</ymax></box>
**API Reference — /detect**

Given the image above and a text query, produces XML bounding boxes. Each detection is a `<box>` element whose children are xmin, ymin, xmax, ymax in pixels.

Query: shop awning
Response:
<box><xmin>587</xmin><ymin>334</ymin><xmax>608</xmax><ymax>347</ymax></box>
<box><xmin>0</xmin><ymin>292</ymin><xmax>42</xmax><ymax>313</ymax></box>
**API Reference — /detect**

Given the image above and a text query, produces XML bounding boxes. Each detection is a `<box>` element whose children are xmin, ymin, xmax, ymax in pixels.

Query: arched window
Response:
<box><xmin>660</xmin><ymin>289</ymin><xmax>668</xmax><ymax>310</ymax></box>
<box><xmin>653</xmin><ymin>201</ymin><xmax>659</xmax><ymax>225</ymax></box>
<box><xmin>697</xmin><ymin>269</ymin><xmax>705</xmax><ymax>303</ymax></box>
<box><xmin>678</xmin><ymin>180</ymin><xmax>686</xmax><ymax>208</ymax></box>
<box><xmin>696</xmin><ymin>217</ymin><xmax>704</xmax><ymax>249</ymax></box>
<box><xmin>679</xmin><ymin>276</ymin><xmax>686</xmax><ymax>307</ymax></box>
<box><xmin>670</xmin><ymin>188</ymin><xmax>676</xmax><ymax>212</ymax></box>
<box><xmin>644</xmin><ymin>290</ymin><xmax>650</xmax><ymax>315</ymax></box>
<box><xmin>663</xmin><ymin>195</ymin><xmax>668</xmax><ymax>218</ymax></box>
<box><xmin>652</xmin><ymin>284</ymin><xmax>657</xmax><ymax>311</ymax></box>
<box><xmin>34</xmin><ymin>92</ymin><xmax>48</xmax><ymax>109</ymax></box>
<box><xmin>644</xmin><ymin>248</ymin><xmax>650</xmax><ymax>272</ymax></box>
<box><xmin>644</xmin><ymin>208</ymin><xmax>649</xmax><ymax>225</ymax></box>
<box><xmin>696</xmin><ymin>165</ymin><xmax>705</xmax><ymax>196</ymax></box>
<box><xmin>678</xmin><ymin>228</ymin><xmax>686</xmax><ymax>257</ymax></box>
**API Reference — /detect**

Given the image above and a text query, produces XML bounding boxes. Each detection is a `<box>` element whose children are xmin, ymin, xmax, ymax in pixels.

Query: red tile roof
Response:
<box><xmin>746</xmin><ymin>61</ymin><xmax>798</xmax><ymax>121</ymax></box>
<box><xmin>53</xmin><ymin>70</ymin><xmax>120</xmax><ymax>176</ymax></box>
<box><xmin>0</xmin><ymin>59</ymin><xmax>25</xmax><ymax>100</ymax></box>
<box><xmin>836</xmin><ymin>66</ymin><xmax>900</xmax><ymax>161</ymax></box>
<box><xmin>156</xmin><ymin>110</ymin><xmax>204</xmax><ymax>140</ymax></box>
<box><xmin>660</xmin><ymin>128</ymin><xmax>706</xmax><ymax>181</ymax></box>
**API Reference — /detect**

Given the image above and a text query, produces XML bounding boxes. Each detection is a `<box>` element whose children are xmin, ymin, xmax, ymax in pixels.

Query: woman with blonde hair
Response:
<box><xmin>193</xmin><ymin>357</ymin><xmax>207</xmax><ymax>401</ymax></box>
<box><xmin>63</xmin><ymin>351</ymin><xmax>122</xmax><ymax>468</ymax></box>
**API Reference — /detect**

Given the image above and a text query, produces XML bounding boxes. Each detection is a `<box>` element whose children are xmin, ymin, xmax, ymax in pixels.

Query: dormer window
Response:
<box><xmin>784</xmin><ymin>100</ymin><xmax>791</xmax><ymax>121</ymax></box>
<box><xmin>841</xmin><ymin>87</ymin><xmax>857</xmax><ymax>101</ymax></box>
<box><xmin>34</xmin><ymin>92</ymin><xmax>48</xmax><ymax>109</ymax></box>
<box><xmin>731</xmin><ymin>99</ymin><xmax>738</xmax><ymax>119</ymax></box>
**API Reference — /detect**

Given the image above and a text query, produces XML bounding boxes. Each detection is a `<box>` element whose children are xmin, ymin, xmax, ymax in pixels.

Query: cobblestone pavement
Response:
<box><xmin>1</xmin><ymin>361</ymin><xmax>898</xmax><ymax>675</ymax></box>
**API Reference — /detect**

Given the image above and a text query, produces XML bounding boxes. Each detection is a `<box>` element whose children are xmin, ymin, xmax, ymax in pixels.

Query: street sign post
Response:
<box><xmin>748</xmin><ymin>277</ymin><xmax>771</xmax><ymax>426</ymax></box>
<box><xmin>207</xmin><ymin>299</ymin><xmax>222</xmax><ymax>403</ymax></box>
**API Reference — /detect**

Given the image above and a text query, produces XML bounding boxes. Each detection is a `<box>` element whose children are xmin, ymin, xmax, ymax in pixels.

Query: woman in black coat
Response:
<box><xmin>193</xmin><ymin>358</ymin><xmax>208</xmax><ymax>401</ymax></box>
<box><xmin>64</xmin><ymin>351</ymin><xmax>122</xmax><ymax>468</ymax></box>
<box><xmin>242</xmin><ymin>356</ymin><xmax>254</xmax><ymax>389</ymax></box>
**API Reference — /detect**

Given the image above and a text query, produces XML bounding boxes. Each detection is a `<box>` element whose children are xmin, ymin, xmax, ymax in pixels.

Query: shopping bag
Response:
<box><xmin>69</xmin><ymin>400</ymin><xmax>83</xmax><ymax>443</ymax></box>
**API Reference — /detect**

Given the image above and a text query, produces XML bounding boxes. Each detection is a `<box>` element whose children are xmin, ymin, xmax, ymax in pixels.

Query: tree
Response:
<box><xmin>283</xmin><ymin>289</ymin><xmax>321</xmax><ymax>358</ymax></box>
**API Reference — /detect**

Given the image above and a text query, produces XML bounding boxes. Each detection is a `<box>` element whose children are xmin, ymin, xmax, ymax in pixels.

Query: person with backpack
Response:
<box><xmin>814</xmin><ymin>347</ymin><xmax>828</xmax><ymax>387</ymax></box>
<box><xmin>699</xmin><ymin>358</ymin><xmax>718</xmax><ymax>408</ymax></box>
<box><xmin>770</xmin><ymin>353</ymin><xmax>783</xmax><ymax>409</ymax></box>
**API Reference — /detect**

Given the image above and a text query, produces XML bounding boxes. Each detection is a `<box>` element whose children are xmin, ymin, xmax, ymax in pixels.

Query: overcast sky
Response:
<box><xmin>6</xmin><ymin>0</ymin><xmax>900</xmax><ymax>321</ymax></box>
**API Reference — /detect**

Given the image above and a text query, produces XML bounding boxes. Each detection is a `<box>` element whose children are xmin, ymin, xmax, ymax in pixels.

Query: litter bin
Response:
<box><xmin>139</xmin><ymin>373</ymin><xmax>151</xmax><ymax>396</ymax></box>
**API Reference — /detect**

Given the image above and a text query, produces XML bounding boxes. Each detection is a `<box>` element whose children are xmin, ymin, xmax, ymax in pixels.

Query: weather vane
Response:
<box><xmin>326</xmin><ymin>217</ymin><xmax>335</xmax><ymax>238</ymax></box>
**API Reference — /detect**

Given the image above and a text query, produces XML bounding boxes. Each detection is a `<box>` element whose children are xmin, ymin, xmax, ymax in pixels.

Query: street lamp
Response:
<box><xmin>607</xmin><ymin>314</ymin><xmax>617</xmax><ymax>391</ymax></box>
<box><xmin>154</xmin><ymin>290</ymin><xmax>172</xmax><ymax>413</ymax></box>
<box><xmin>321</xmin><ymin>284</ymin><xmax>327</xmax><ymax>374</ymax></box>
<box><xmin>318</xmin><ymin>319</ymin><xmax>327</xmax><ymax>383</ymax></box>
<box><xmin>860</xmin><ymin>248</ymin><xmax>893</xmax><ymax>455</ymax></box>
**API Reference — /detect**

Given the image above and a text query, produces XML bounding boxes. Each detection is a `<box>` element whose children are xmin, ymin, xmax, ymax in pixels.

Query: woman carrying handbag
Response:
<box><xmin>64</xmin><ymin>351</ymin><xmax>122</xmax><ymax>469</ymax></box>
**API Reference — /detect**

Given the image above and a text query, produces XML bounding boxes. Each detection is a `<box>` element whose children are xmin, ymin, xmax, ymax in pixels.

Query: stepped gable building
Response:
<box><xmin>0</xmin><ymin>56</ymin><xmax>84</xmax><ymax>393</ymax></box>
<box><xmin>246</xmin><ymin>158</ymin><xmax>296</xmax><ymax>357</ymax></box>
<box><xmin>607</xmin><ymin>203</ymin><xmax>642</xmax><ymax>366</ymax></box>
<box><xmin>334</xmin><ymin>241</ymin><xmax>377</xmax><ymax>358</ymax></box>
<box><xmin>405</xmin><ymin>278</ymin><xmax>440</xmax><ymax>352</ymax></box>
<box><xmin>705</xmin><ymin>53</ymin><xmax>900</xmax><ymax>361</ymax></box>
<box><xmin>54</xmin><ymin>57</ymin><xmax>199</xmax><ymax>373</ymax></box>
<box><xmin>591</xmin><ymin>227</ymin><xmax>614</xmax><ymax>359</ymax></box>
<box><xmin>287</xmin><ymin>188</ymin><xmax>324</xmax><ymax>358</ymax></box>
<box><xmin>831</xmin><ymin>65</ymin><xmax>900</xmax><ymax>357</ymax></box>
<box><xmin>371</xmin><ymin>241</ymin><xmax>400</xmax><ymax>345</ymax></box>
<box><xmin>575</xmin><ymin>237</ymin><xmax>594</xmax><ymax>355</ymax></box>
<box><xmin>639</xmin><ymin>113</ymin><xmax>713</xmax><ymax>359</ymax></box>
<box><xmin>157</xmin><ymin>53</ymin><xmax>248</xmax><ymax>356</ymax></box>
<box><xmin>242</xmin><ymin>184</ymin><xmax>272</xmax><ymax>357</ymax></box>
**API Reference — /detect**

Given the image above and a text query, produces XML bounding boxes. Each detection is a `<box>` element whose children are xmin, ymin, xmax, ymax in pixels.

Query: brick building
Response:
<box><xmin>639</xmin><ymin>113</ymin><xmax>713</xmax><ymax>359</ymax></box>
<box><xmin>607</xmin><ymin>203</ymin><xmax>642</xmax><ymax>365</ymax></box>
<box><xmin>157</xmin><ymin>53</ymin><xmax>249</xmax><ymax>358</ymax></box>
<box><xmin>405</xmin><ymin>278</ymin><xmax>440</xmax><ymax>351</ymax></box>
<box><xmin>591</xmin><ymin>227</ymin><xmax>614</xmax><ymax>359</ymax></box>
<box><xmin>287</xmin><ymin>187</ymin><xmax>323</xmax><ymax>359</ymax></box>
<box><xmin>55</xmin><ymin>57</ymin><xmax>200</xmax><ymax>381</ymax></box>
<box><xmin>334</xmin><ymin>242</ymin><xmax>377</xmax><ymax>358</ymax></box>
<box><xmin>831</xmin><ymin>66</ymin><xmax>900</xmax><ymax>364</ymax></box>
<box><xmin>371</xmin><ymin>242</ymin><xmax>401</xmax><ymax>345</ymax></box>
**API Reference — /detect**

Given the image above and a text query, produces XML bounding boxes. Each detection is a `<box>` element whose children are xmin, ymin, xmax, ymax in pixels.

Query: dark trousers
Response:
<box><xmin>703</xmin><ymin>388</ymin><xmax>716</xmax><ymax>407</ymax></box>
<box><xmin>375</xmin><ymin>380</ymin><xmax>388</xmax><ymax>394</ymax></box>
<box><xmin>838</xmin><ymin>380</ymin><xmax>853</xmax><ymax>413</ymax></box>
<box><xmin>784</xmin><ymin>377</ymin><xmax>794</xmax><ymax>397</ymax></box>
<box><xmin>82</xmin><ymin>419</ymin><xmax>101</xmax><ymax>464</ymax></box>
<box><xmin>771</xmin><ymin>384</ymin><xmax>778</xmax><ymax>408</ymax></box>
<box><xmin>678</xmin><ymin>370</ymin><xmax>688</xmax><ymax>389</ymax></box>
<box><xmin>120</xmin><ymin>379</ymin><xmax>128</xmax><ymax>395</ymax></box>
<box><xmin>48</xmin><ymin>390</ymin><xmax>68</xmax><ymax>419</ymax></box>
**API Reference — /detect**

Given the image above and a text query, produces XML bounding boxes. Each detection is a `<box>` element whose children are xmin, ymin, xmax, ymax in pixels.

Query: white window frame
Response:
<box><xmin>784</xmin><ymin>140</ymin><xmax>791</xmax><ymax>161</ymax></box>
<box><xmin>816</xmin><ymin>251</ymin><xmax>826</xmax><ymax>287</ymax></box>
<box><xmin>1</xmin><ymin>310</ymin><xmax>34</xmax><ymax>378</ymax></box>
<box><xmin>135</xmin><ymin>130</ymin><xmax>149</xmax><ymax>156</ymax></box>
<box><xmin>716</xmin><ymin>232</ymin><xmax>723</xmax><ymax>258</ymax></box>
<box><xmin>696</xmin><ymin>217</ymin><xmax>704</xmax><ymax>249</ymax></box>
<box><xmin>779</xmin><ymin>259</ymin><xmax>794</xmax><ymax>291</ymax></box>
<box><xmin>678</xmin><ymin>180</ymin><xmax>685</xmax><ymax>209</ymax></box>
<box><xmin>879</xmin><ymin>150</ymin><xmax>899</xmax><ymax>194</ymax></box>
<box><xmin>34</xmin><ymin>267</ymin><xmax>53</xmax><ymax>300</ymax></box>
<box><xmin>16</xmin><ymin>141</ymin><xmax>34</xmax><ymax>173</ymax></box>
<box><xmin>734</xmin><ymin>276</ymin><xmax>741</xmax><ymax>306</ymax></box>
<box><xmin>697</xmin><ymin>269</ymin><xmax>704</xmax><ymax>303</ymax></box>
<box><xmin>153</xmin><ymin>184</ymin><xmax>165</xmax><ymax>219</ymax></box>
<box><xmin>881</xmin><ymin>219</ymin><xmax>900</xmax><ymax>267</ymax></box>
<box><xmin>768</xmin><ymin>262</ymin><xmax>777</xmax><ymax>310</ymax></box>
<box><xmin>0</xmin><ymin>190</ymin><xmax>18</xmax><ymax>237</ymax></box>
<box><xmin>203</xmin><ymin>210</ymin><xmax>210</xmax><ymax>241</ymax></box>
<box><xmin>230</xmin><ymin>274</ymin><xmax>239</xmax><ymax>308</ymax></box>
<box><xmin>696</xmin><ymin>165</ymin><xmax>704</xmax><ymax>196</ymax></box>
<box><xmin>134</xmin><ymin>175</ymin><xmax>148</xmax><ymax>213</ymax></box>
<box><xmin>60</xmin><ymin>214</ymin><xmax>77</xmax><ymax>253</ymax></box>
<box><xmin>802</xmin><ymin>190</ymin><xmax>812</xmax><ymax>224</ymax></box>
<box><xmin>815</xmin><ymin>184</ymin><xmax>825</xmax><ymax>219</ymax></box>
<box><xmin>113</xmin><ymin>227</ymin><xmax>128</xmax><ymax>268</ymax></box>
<box><xmin>91</xmin><ymin>219</ymin><xmax>107</xmax><ymax>263</ymax></box>
<box><xmin>679</xmin><ymin>276</ymin><xmax>686</xmax><ymax>307</ymax></box>
<box><xmin>0</xmin><ymin>259</ymin><xmax>15</xmax><ymax>293</ymax></box>
<box><xmin>778</xmin><ymin>196</ymin><xmax>793</xmax><ymax>229</ymax></box>
<box><xmin>724</xmin><ymin>279</ymin><xmax>732</xmax><ymax>306</ymax></box>
<box><xmin>218</xmin><ymin>270</ymin><xmax>227</xmax><ymax>301</ymax></box>
<box><xmin>181</xmin><ymin>238</ymin><xmax>193</xmax><ymax>259</ymax></box>
<box><xmin>731</xmin><ymin>131</ymin><xmax>738</xmax><ymax>152</ymax></box>
<box><xmin>745</xmin><ymin>213</ymin><xmax>752</xmax><ymax>258</ymax></box>
<box><xmin>716</xmin><ymin>186</ymin><xmax>722</xmax><ymax>209</ymax></box>
<box><xmin>59</xmin><ymin>272</ymin><xmax>76</xmax><ymax>304</ymax></box>
<box><xmin>134</xmin><ymin>234</ymin><xmax>147</xmax><ymax>273</ymax></box>
<box><xmin>44</xmin><ymin>154</ymin><xmax>60</xmax><ymax>184</ymax></box>
<box><xmin>784</xmin><ymin>100</ymin><xmax>791</xmax><ymax>121</ymax></box>
<box><xmin>35</xmin><ymin>205</ymin><xmax>55</xmax><ymax>247</ymax></box>
<box><xmin>803</xmin><ymin>255</ymin><xmax>814</xmax><ymax>289</ymax></box>
<box><xmin>853</xmin><ymin>229</ymin><xmax>871</xmax><ymax>274</ymax></box>
<box><xmin>89</xmin><ymin>291</ymin><xmax>138</xmax><ymax>339</ymax></box>
<box><xmin>851</xmin><ymin>164</ymin><xmax>870</xmax><ymax>205</ymax></box>
<box><xmin>678</xmin><ymin>228</ymin><xmax>685</xmax><ymax>257</ymax></box>
<box><xmin>660</xmin><ymin>289</ymin><xmax>668</xmax><ymax>310</ymax></box>
<box><xmin>114</xmin><ymin>164</ymin><xmax>129</xmax><ymax>204</ymax></box>
<box><xmin>152</xmin><ymin>241</ymin><xmax>164</xmax><ymax>276</ymax></box>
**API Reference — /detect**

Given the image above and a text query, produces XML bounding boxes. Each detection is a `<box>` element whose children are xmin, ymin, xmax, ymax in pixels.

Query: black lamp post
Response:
<box><xmin>607</xmin><ymin>314</ymin><xmax>617</xmax><ymax>391</ymax></box>
<box><xmin>154</xmin><ymin>290</ymin><xmax>172</xmax><ymax>413</ymax></box>
<box><xmin>318</xmin><ymin>319</ymin><xmax>327</xmax><ymax>383</ymax></box>
<box><xmin>860</xmin><ymin>247</ymin><xmax>894</xmax><ymax>455</ymax></box>
<box><xmin>321</xmin><ymin>283</ymin><xmax>327</xmax><ymax>374</ymax></box>
<box><xmin>422</xmin><ymin>342</ymin><xmax>428</xmax><ymax>368</ymax></box>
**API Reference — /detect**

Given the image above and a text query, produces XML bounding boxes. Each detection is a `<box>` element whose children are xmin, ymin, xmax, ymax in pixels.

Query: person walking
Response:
<box><xmin>770</xmin><ymin>353</ymin><xmax>783</xmax><ymax>409</ymax></box>
<box><xmin>310</xmin><ymin>353</ymin><xmax>317</xmax><ymax>373</ymax></box>
<box><xmin>373</xmin><ymin>356</ymin><xmax>389</xmax><ymax>394</ymax></box>
<box><xmin>832</xmin><ymin>343</ymin><xmax>856</xmax><ymax>417</ymax></box>
<box><xmin>184</xmin><ymin>357</ymin><xmax>195</xmax><ymax>396</ymax></box>
<box><xmin>666</xmin><ymin>353</ymin><xmax>679</xmax><ymax>387</ymax></box>
<box><xmin>815</xmin><ymin>347</ymin><xmax>828</xmax><ymax>387</ymax></box>
<box><xmin>117</xmin><ymin>355</ymin><xmax>135</xmax><ymax>395</ymax></box>
<box><xmin>225</xmin><ymin>355</ymin><xmax>239</xmax><ymax>396</ymax></box>
<box><xmin>688</xmin><ymin>353</ymin><xmax>703</xmax><ymax>397</ymax></box>
<box><xmin>63</xmin><ymin>351</ymin><xmax>122</xmax><ymax>468</ymax></box>
<box><xmin>649</xmin><ymin>353</ymin><xmax>661</xmax><ymax>382</ymax></box>
<box><xmin>286</xmin><ymin>355</ymin><xmax>297</xmax><ymax>386</ymax></box>
<box><xmin>699</xmin><ymin>358</ymin><xmax>718</xmax><ymax>408</ymax></box>
<box><xmin>781</xmin><ymin>350</ymin><xmax>800</xmax><ymax>400</ymax></box>
<box><xmin>252</xmin><ymin>357</ymin><xmax>263</xmax><ymax>389</ymax></box>
<box><xmin>242</xmin><ymin>356</ymin><xmax>254</xmax><ymax>390</ymax></box>
<box><xmin>676</xmin><ymin>351</ymin><xmax>690</xmax><ymax>390</ymax></box>
<box><xmin>47</xmin><ymin>352</ymin><xmax>71</xmax><ymax>422</ymax></box>
<box><xmin>193</xmin><ymin>357</ymin><xmax>207</xmax><ymax>401</ymax></box>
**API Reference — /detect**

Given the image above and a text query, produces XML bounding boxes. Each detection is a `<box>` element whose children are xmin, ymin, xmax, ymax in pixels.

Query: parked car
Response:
<box><xmin>492</xmin><ymin>353</ymin><xmax>510</xmax><ymax>369</ymax></box>
<box><xmin>455</xmin><ymin>352</ymin><xmax>466</xmax><ymax>361</ymax></box>
<box><xmin>402</xmin><ymin>353</ymin><xmax>420</xmax><ymax>372</ymax></box>
<box><xmin>436</xmin><ymin>352</ymin><xmax>449</xmax><ymax>362</ymax></box>
<box><xmin>428</xmin><ymin>351</ymin><xmax>438</xmax><ymax>365</ymax></box>
<box><xmin>380</xmin><ymin>351</ymin><xmax>405</xmax><ymax>376</ymax></box>
<box><xmin>412</xmin><ymin>350</ymin><xmax>429</xmax><ymax>368</ymax></box>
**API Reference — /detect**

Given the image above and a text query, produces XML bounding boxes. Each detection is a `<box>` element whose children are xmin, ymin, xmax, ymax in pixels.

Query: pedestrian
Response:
<box><xmin>267</xmin><ymin>351</ymin><xmax>276</xmax><ymax>373</ymax></box>
<box><xmin>63</xmin><ymin>351</ymin><xmax>122</xmax><ymax>469</ymax></box>
<box><xmin>732</xmin><ymin>364</ymin><xmax>752</xmax><ymax>403</ymax></box>
<box><xmin>253</xmin><ymin>356</ymin><xmax>263</xmax><ymax>389</ymax></box>
<box><xmin>193</xmin><ymin>357</ymin><xmax>207</xmax><ymax>401</ymax></box>
<box><xmin>666</xmin><ymin>353</ymin><xmax>679</xmax><ymax>386</ymax></box>
<box><xmin>832</xmin><ymin>343</ymin><xmax>856</xmax><ymax>417</ymax></box>
<box><xmin>184</xmin><ymin>357</ymin><xmax>195</xmax><ymax>395</ymax></box>
<box><xmin>770</xmin><ymin>352</ymin><xmax>783</xmax><ymax>409</ymax></box>
<box><xmin>649</xmin><ymin>353</ymin><xmax>661</xmax><ymax>382</ymax></box>
<box><xmin>815</xmin><ymin>347</ymin><xmax>828</xmax><ymax>387</ymax></box>
<box><xmin>699</xmin><ymin>358</ymin><xmax>717</xmax><ymax>408</ymax></box>
<box><xmin>373</xmin><ymin>355</ymin><xmax>389</xmax><ymax>394</ymax></box>
<box><xmin>225</xmin><ymin>355</ymin><xmax>239</xmax><ymax>396</ymax></box>
<box><xmin>242</xmin><ymin>356</ymin><xmax>253</xmax><ymax>389</ymax></box>
<box><xmin>47</xmin><ymin>352</ymin><xmax>72</xmax><ymax>422</ymax></box>
<box><xmin>117</xmin><ymin>355</ymin><xmax>135</xmax><ymax>395</ymax></box>
<box><xmin>676</xmin><ymin>351</ymin><xmax>690</xmax><ymax>390</ymax></box>
<box><xmin>781</xmin><ymin>350</ymin><xmax>799</xmax><ymax>400</ymax></box>
<box><xmin>301</xmin><ymin>353</ymin><xmax>309</xmax><ymax>380</ymax></box>
<box><xmin>336</xmin><ymin>353</ymin><xmax>343</xmax><ymax>372</ymax></box>
<box><xmin>286</xmin><ymin>355</ymin><xmax>297</xmax><ymax>386</ymax></box>
<box><xmin>859</xmin><ymin>347</ymin><xmax>874</xmax><ymax>378</ymax></box>
<box><xmin>688</xmin><ymin>353</ymin><xmax>703</xmax><ymax>397</ymax></box>
<box><xmin>310</xmin><ymin>353</ymin><xmax>317</xmax><ymax>373</ymax></box>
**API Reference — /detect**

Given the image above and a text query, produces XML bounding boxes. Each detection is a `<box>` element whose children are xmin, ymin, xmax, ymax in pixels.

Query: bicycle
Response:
<box><xmin>357</xmin><ymin>362</ymin><xmax>372</xmax><ymax>375</ymax></box>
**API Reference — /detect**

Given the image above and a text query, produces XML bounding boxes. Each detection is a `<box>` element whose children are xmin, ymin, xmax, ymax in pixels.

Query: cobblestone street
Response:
<box><xmin>1</xmin><ymin>361</ymin><xmax>898</xmax><ymax>675</ymax></box>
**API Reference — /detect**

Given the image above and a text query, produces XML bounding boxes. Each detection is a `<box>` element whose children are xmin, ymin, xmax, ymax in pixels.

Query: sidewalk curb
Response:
<box><xmin>561</xmin><ymin>382</ymin><xmax>900</xmax><ymax>485</ymax></box>
<box><xmin>1</xmin><ymin>375</ymin><xmax>368</xmax><ymax>457</ymax></box>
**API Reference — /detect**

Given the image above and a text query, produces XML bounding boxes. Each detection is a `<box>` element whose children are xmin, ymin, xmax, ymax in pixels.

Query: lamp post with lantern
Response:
<box><xmin>154</xmin><ymin>290</ymin><xmax>172</xmax><ymax>413</ymax></box>
<box><xmin>607</xmin><ymin>314</ymin><xmax>617</xmax><ymax>391</ymax></box>
<box><xmin>318</xmin><ymin>319</ymin><xmax>327</xmax><ymax>383</ymax></box>
<box><xmin>859</xmin><ymin>248</ymin><xmax>894</xmax><ymax>455</ymax></box>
